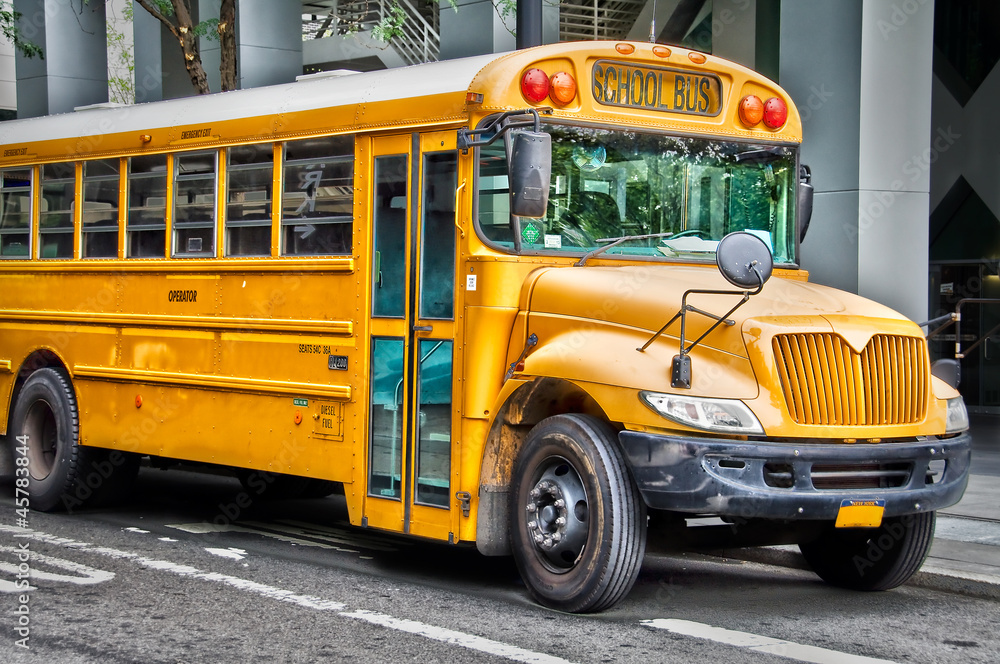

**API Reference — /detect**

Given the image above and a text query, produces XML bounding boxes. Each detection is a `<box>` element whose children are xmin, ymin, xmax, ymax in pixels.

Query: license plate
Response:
<box><xmin>835</xmin><ymin>499</ymin><xmax>886</xmax><ymax>528</ymax></box>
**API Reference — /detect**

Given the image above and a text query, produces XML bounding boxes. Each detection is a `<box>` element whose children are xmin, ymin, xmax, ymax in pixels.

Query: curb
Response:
<box><xmin>701</xmin><ymin>543</ymin><xmax>1000</xmax><ymax>601</ymax></box>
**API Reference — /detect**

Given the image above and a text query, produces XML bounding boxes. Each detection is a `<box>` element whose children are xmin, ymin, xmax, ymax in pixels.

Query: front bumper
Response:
<box><xmin>618</xmin><ymin>430</ymin><xmax>971</xmax><ymax>520</ymax></box>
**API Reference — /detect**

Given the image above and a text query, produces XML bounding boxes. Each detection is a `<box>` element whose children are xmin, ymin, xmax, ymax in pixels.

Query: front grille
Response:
<box><xmin>773</xmin><ymin>333</ymin><xmax>929</xmax><ymax>426</ymax></box>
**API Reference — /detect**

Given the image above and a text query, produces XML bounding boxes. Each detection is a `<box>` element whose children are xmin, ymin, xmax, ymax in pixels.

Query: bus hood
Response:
<box><xmin>519</xmin><ymin>264</ymin><xmax>919</xmax><ymax>400</ymax></box>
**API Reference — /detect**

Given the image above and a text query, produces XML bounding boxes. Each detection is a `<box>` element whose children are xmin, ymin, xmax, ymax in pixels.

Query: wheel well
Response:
<box><xmin>475</xmin><ymin>377</ymin><xmax>612</xmax><ymax>556</ymax></box>
<box><xmin>0</xmin><ymin>350</ymin><xmax>69</xmax><ymax>478</ymax></box>
<box><xmin>480</xmin><ymin>377</ymin><xmax>610</xmax><ymax>492</ymax></box>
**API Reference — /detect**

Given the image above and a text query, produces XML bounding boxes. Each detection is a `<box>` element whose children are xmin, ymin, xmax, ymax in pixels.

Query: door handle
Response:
<box><xmin>413</xmin><ymin>325</ymin><xmax>433</xmax><ymax>332</ymax></box>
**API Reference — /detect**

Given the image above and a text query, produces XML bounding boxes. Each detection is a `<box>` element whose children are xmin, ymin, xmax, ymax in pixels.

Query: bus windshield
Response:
<box><xmin>477</xmin><ymin>124</ymin><xmax>798</xmax><ymax>264</ymax></box>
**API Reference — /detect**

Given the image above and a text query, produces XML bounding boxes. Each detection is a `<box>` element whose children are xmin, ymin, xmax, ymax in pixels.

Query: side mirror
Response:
<box><xmin>508</xmin><ymin>131</ymin><xmax>551</xmax><ymax>218</ymax></box>
<box><xmin>716</xmin><ymin>231</ymin><xmax>773</xmax><ymax>289</ymax></box>
<box><xmin>797</xmin><ymin>164</ymin><xmax>813</xmax><ymax>243</ymax></box>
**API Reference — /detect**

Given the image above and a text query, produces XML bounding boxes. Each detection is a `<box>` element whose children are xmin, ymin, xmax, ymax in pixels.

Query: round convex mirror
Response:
<box><xmin>716</xmin><ymin>232</ymin><xmax>773</xmax><ymax>289</ymax></box>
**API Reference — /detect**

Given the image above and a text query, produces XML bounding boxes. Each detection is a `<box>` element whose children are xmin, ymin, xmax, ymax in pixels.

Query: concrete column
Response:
<box><xmin>440</xmin><ymin>0</ymin><xmax>558</xmax><ymax>59</ymax></box>
<box><xmin>132</xmin><ymin>0</ymin><xmax>164</xmax><ymax>103</ymax></box>
<box><xmin>14</xmin><ymin>0</ymin><xmax>108</xmax><ymax>118</ymax></box>
<box><xmin>779</xmin><ymin>0</ymin><xmax>933</xmax><ymax>323</ymax></box>
<box><xmin>0</xmin><ymin>41</ymin><xmax>15</xmax><ymax>119</ymax></box>
<box><xmin>236</xmin><ymin>0</ymin><xmax>302</xmax><ymax>88</ymax></box>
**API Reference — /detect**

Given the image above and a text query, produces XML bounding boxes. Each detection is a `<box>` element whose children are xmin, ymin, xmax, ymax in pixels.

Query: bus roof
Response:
<box><xmin>0</xmin><ymin>41</ymin><xmax>801</xmax><ymax>164</ymax></box>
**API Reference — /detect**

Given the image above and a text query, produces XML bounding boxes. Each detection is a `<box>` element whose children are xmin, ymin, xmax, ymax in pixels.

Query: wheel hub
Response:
<box><xmin>524</xmin><ymin>460</ymin><xmax>589</xmax><ymax>570</ymax></box>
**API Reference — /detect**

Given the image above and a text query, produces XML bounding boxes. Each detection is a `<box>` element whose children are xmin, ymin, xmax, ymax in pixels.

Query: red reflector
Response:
<box><xmin>763</xmin><ymin>96</ymin><xmax>788</xmax><ymax>128</ymax></box>
<box><xmin>466</xmin><ymin>92</ymin><xmax>483</xmax><ymax>104</ymax></box>
<box><xmin>549</xmin><ymin>71</ymin><xmax>577</xmax><ymax>105</ymax></box>
<box><xmin>738</xmin><ymin>95</ymin><xmax>764</xmax><ymax>126</ymax></box>
<box><xmin>521</xmin><ymin>68</ymin><xmax>550</xmax><ymax>103</ymax></box>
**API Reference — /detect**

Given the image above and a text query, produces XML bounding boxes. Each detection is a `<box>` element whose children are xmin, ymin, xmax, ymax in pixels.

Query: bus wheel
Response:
<box><xmin>799</xmin><ymin>511</ymin><xmax>935</xmax><ymax>591</ymax></box>
<box><xmin>12</xmin><ymin>368</ymin><xmax>90</xmax><ymax>512</ymax></box>
<box><xmin>509</xmin><ymin>414</ymin><xmax>646</xmax><ymax>613</ymax></box>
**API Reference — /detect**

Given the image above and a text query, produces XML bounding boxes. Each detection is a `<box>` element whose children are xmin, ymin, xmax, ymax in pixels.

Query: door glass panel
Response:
<box><xmin>419</xmin><ymin>152</ymin><xmax>457</xmax><ymax>319</ymax></box>
<box><xmin>415</xmin><ymin>339</ymin><xmax>452</xmax><ymax>507</ymax></box>
<box><xmin>369</xmin><ymin>337</ymin><xmax>405</xmax><ymax>499</ymax></box>
<box><xmin>372</xmin><ymin>155</ymin><xmax>408</xmax><ymax>317</ymax></box>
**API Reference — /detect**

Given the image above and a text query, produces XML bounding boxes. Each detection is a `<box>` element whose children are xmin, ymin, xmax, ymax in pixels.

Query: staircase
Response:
<box><xmin>559</xmin><ymin>0</ymin><xmax>647</xmax><ymax>41</ymax></box>
<box><xmin>303</xmin><ymin>0</ymin><xmax>441</xmax><ymax>66</ymax></box>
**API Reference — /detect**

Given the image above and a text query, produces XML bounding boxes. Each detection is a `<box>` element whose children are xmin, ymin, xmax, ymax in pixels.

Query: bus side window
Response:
<box><xmin>281</xmin><ymin>135</ymin><xmax>353</xmax><ymax>256</ymax></box>
<box><xmin>127</xmin><ymin>154</ymin><xmax>167</xmax><ymax>258</ymax></box>
<box><xmin>82</xmin><ymin>159</ymin><xmax>120</xmax><ymax>259</ymax></box>
<box><xmin>173</xmin><ymin>151</ymin><xmax>217</xmax><ymax>257</ymax></box>
<box><xmin>226</xmin><ymin>143</ymin><xmax>272</xmax><ymax>257</ymax></box>
<box><xmin>0</xmin><ymin>168</ymin><xmax>32</xmax><ymax>258</ymax></box>
<box><xmin>39</xmin><ymin>162</ymin><xmax>75</xmax><ymax>260</ymax></box>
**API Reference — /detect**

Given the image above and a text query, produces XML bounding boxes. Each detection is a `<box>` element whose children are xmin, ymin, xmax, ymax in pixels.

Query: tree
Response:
<box><xmin>0</xmin><ymin>2</ymin><xmax>42</xmax><ymax>59</ymax></box>
<box><xmin>134</xmin><ymin>0</ymin><xmax>236</xmax><ymax>94</ymax></box>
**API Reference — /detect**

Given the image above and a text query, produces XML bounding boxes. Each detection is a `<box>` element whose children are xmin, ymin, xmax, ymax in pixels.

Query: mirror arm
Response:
<box><xmin>457</xmin><ymin>108</ymin><xmax>552</xmax><ymax>153</ymax></box>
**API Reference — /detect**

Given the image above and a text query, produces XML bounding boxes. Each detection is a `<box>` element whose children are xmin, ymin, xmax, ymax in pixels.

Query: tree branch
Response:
<box><xmin>134</xmin><ymin>0</ymin><xmax>179</xmax><ymax>39</ymax></box>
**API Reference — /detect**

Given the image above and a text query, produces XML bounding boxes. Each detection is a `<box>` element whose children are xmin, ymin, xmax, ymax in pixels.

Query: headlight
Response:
<box><xmin>640</xmin><ymin>391</ymin><xmax>764</xmax><ymax>435</ymax></box>
<box><xmin>945</xmin><ymin>396</ymin><xmax>969</xmax><ymax>433</ymax></box>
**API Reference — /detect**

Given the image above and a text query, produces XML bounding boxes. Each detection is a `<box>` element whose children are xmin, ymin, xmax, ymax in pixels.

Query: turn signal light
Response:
<box><xmin>521</xmin><ymin>68</ymin><xmax>550</xmax><ymax>103</ymax></box>
<box><xmin>549</xmin><ymin>71</ymin><xmax>577</xmax><ymax>105</ymax></box>
<box><xmin>738</xmin><ymin>95</ymin><xmax>764</xmax><ymax>126</ymax></box>
<box><xmin>763</xmin><ymin>96</ymin><xmax>788</xmax><ymax>128</ymax></box>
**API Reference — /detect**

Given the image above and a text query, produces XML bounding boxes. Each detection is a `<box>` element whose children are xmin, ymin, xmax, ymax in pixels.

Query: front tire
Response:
<box><xmin>509</xmin><ymin>414</ymin><xmax>646</xmax><ymax>613</ymax></box>
<box><xmin>799</xmin><ymin>511</ymin><xmax>935</xmax><ymax>591</ymax></box>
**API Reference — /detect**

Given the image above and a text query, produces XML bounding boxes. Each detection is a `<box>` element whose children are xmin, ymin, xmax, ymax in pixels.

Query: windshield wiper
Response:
<box><xmin>575</xmin><ymin>232</ymin><xmax>677</xmax><ymax>267</ymax></box>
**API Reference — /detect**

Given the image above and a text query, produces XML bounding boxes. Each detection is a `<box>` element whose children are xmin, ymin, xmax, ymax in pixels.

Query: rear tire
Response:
<box><xmin>799</xmin><ymin>511</ymin><xmax>935</xmax><ymax>590</ymax></box>
<box><xmin>509</xmin><ymin>414</ymin><xmax>646</xmax><ymax>613</ymax></box>
<box><xmin>11</xmin><ymin>368</ymin><xmax>139</xmax><ymax>512</ymax></box>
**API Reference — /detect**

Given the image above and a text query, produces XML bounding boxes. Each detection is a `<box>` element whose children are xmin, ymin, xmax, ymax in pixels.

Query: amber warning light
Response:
<box><xmin>521</xmin><ymin>68</ymin><xmax>578</xmax><ymax>105</ymax></box>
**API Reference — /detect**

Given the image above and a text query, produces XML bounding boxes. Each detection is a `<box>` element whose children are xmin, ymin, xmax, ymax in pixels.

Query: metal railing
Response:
<box><xmin>305</xmin><ymin>0</ymin><xmax>441</xmax><ymax>66</ymax></box>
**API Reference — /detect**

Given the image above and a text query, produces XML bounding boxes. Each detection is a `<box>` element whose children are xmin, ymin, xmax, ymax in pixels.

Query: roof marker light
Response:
<box><xmin>616</xmin><ymin>43</ymin><xmax>635</xmax><ymax>55</ymax></box>
<box><xmin>652</xmin><ymin>45</ymin><xmax>672</xmax><ymax>58</ymax></box>
<box><xmin>763</xmin><ymin>96</ymin><xmax>788</xmax><ymax>128</ymax></box>
<box><xmin>549</xmin><ymin>71</ymin><xmax>577</xmax><ymax>105</ymax></box>
<box><xmin>521</xmin><ymin>68</ymin><xmax>550</xmax><ymax>103</ymax></box>
<box><xmin>688</xmin><ymin>52</ymin><xmax>707</xmax><ymax>64</ymax></box>
<box><xmin>738</xmin><ymin>95</ymin><xmax>764</xmax><ymax>126</ymax></box>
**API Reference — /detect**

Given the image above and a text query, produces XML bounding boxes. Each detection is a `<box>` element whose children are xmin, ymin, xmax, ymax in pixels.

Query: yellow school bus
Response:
<box><xmin>0</xmin><ymin>41</ymin><xmax>971</xmax><ymax>612</ymax></box>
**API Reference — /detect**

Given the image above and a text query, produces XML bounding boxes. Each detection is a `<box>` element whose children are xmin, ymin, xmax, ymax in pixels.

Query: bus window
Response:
<box><xmin>281</xmin><ymin>135</ymin><xmax>353</xmax><ymax>256</ymax></box>
<box><xmin>476</xmin><ymin>142</ymin><xmax>514</xmax><ymax>248</ymax></box>
<box><xmin>371</xmin><ymin>154</ymin><xmax>408</xmax><ymax>318</ymax></box>
<box><xmin>419</xmin><ymin>152</ymin><xmax>457</xmax><ymax>320</ymax></box>
<box><xmin>0</xmin><ymin>168</ymin><xmax>32</xmax><ymax>258</ymax></box>
<box><xmin>39</xmin><ymin>162</ymin><xmax>75</xmax><ymax>259</ymax></box>
<box><xmin>127</xmin><ymin>154</ymin><xmax>167</xmax><ymax>258</ymax></box>
<box><xmin>226</xmin><ymin>144</ymin><xmax>273</xmax><ymax>257</ymax></box>
<box><xmin>82</xmin><ymin>159</ymin><xmax>120</xmax><ymax>259</ymax></box>
<box><xmin>173</xmin><ymin>151</ymin><xmax>217</xmax><ymax>257</ymax></box>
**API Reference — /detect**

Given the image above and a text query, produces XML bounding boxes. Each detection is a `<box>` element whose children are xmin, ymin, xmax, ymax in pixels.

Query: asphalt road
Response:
<box><xmin>2</xmin><ymin>467</ymin><xmax>999</xmax><ymax>664</ymax></box>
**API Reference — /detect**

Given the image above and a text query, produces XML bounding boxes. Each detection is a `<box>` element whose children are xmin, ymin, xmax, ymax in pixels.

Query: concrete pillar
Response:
<box><xmin>236</xmin><ymin>0</ymin><xmax>302</xmax><ymax>88</ymax></box>
<box><xmin>133</xmin><ymin>0</ymin><xmax>164</xmax><ymax>103</ymax></box>
<box><xmin>14</xmin><ymin>0</ymin><xmax>108</xmax><ymax>118</ymax></box>
<box><xmin>779</xmin><ymin>0</ymin><xmax>933</xmax><ymax>323</ymax></box>
<box><xmin>0</xmin><ymin>41</ymin><xmax>15</xmax><ymax>119</ymax></box>
<box><xmin>440</xmin><ymin>0</ymin><xmax>558</xmax><ymax>59</ymax></box>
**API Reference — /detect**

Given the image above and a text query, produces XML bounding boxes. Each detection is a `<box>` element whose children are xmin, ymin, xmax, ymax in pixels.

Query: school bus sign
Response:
<box><xmin>592</xmin><ymin>60</ymin><xmax>723</xmax><ymax>116</ymax></box>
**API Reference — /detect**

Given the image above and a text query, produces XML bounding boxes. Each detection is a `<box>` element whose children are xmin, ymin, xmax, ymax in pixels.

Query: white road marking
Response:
<box><xmin>205</xmin><ymin>547</ymin><xmax>247</xmax><ymax>561</ymax></box>
<box><xmin>0</xmin><ymin>545</ymin><xmax>115</xmax><ymax>592</ymax></box>
<box><xmin>0</xmin><ymin>526</ymin><xmax>575</xmax><ymax>664</ymax></box>
<box><xmin>124</xmin><ymin>527</ymin><xmax>150</xmax><ymax>534</ymax></box>
<box><xmin>642</xmin><ymin>619</ymin><xmax>897</xmax><ymax>664</ymax></box>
